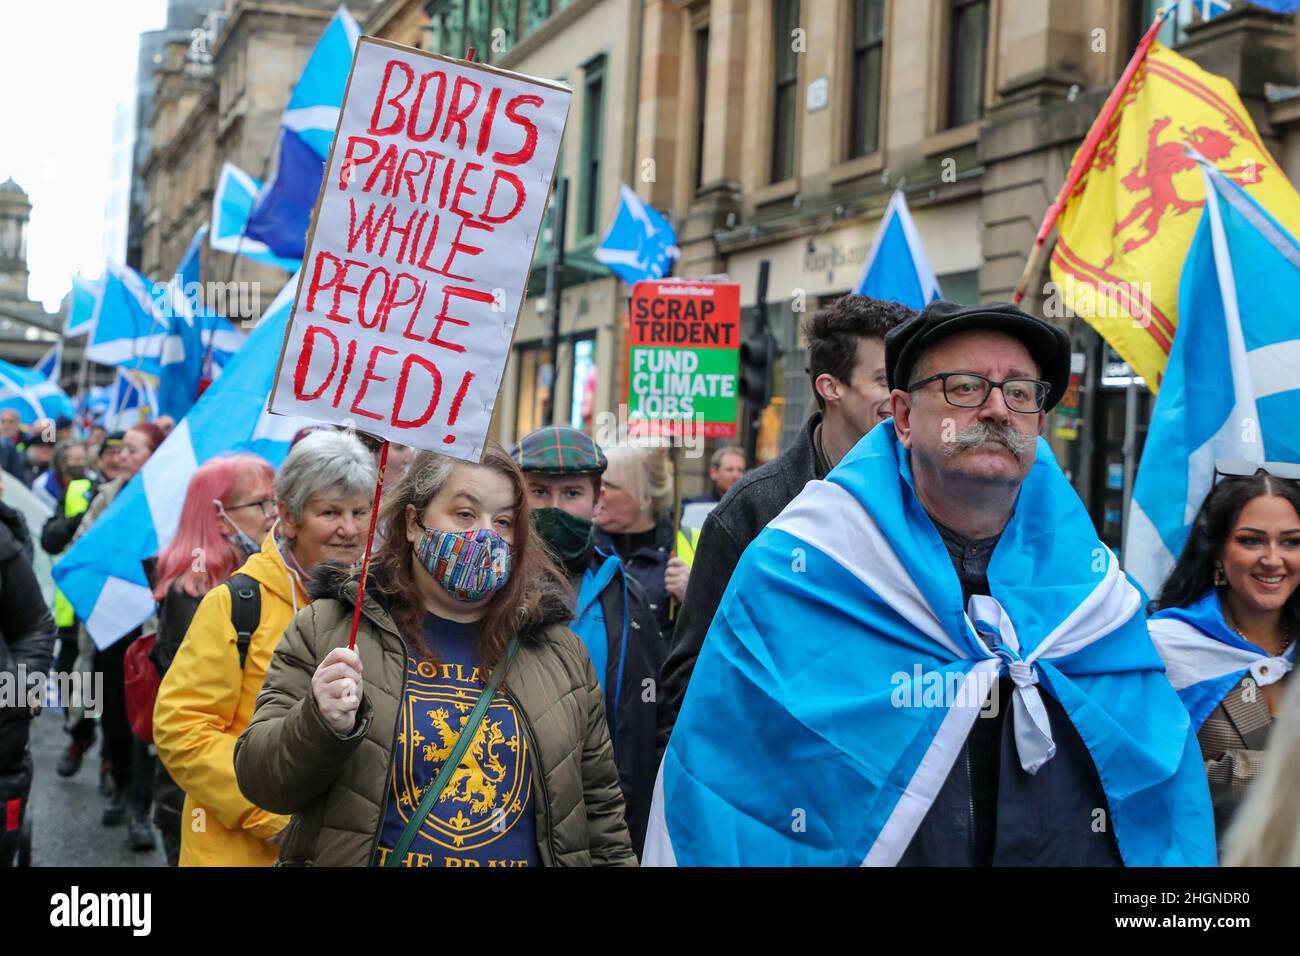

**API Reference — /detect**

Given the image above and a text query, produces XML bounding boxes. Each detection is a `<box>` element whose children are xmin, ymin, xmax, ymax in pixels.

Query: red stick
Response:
<box><xmin>1011</xmin><ymin>5</ymin><xmax>1173</xmax><ymax>305</ymax></box>
<box><xmin>347</xmin><ymin>438</ymin><xmax>390</xmax><ymax>651</ymax></box>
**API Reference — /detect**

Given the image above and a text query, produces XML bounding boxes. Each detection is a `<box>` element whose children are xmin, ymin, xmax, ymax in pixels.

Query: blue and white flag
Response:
<box><xmin>855</xmin><ymin>189</ymin><xmax>942</xmax><ymax>309</ymax></box>
<box><xmin>210</xmin><ymin>163</ymin><xmax>302</xmax><ymax>271</ymax></box>
<box><xmin>64</xmin><ymin>274</ymin><xmax>102</xmax><ymax>337</ymax></box>
<box><xmin>1188</xmin><ymin>2</ymin><xmax>1298</xmax><ymax>23</ymax></box>
<box><xmin>35</xmin><ymin>340</ymin><xmax>62</xmax><ymax>383</ymax></box>
<box><xmin>1125</xmin><ymin>155</ymin><xmax>1300</xmax><ymax>598</ymax></box>
<box><xmin>244</xmin><ymin>5</ymin><xmax>359</xmax><ymax>260</ymax></box>
<box><xmin>54</xmin><ymin>273</ymin><xmax>311</xmax><ymax>647</ymax></box>
<box><xmin>1245</xmin><ymin>1</ymin><xmax>1300</xmax><ymax>15</ymax></box>
<box><xmin>644</xmin><ymin>425</ymin><xmax>1215</xmax><ymax>866</ymax></box>
<box><xmin>86</xmin><ymin>262</ymin><xmax>167</xmax><ymax>375</ymax></box>
<box><xmin>1150</xmin><ymin>589</ymin><xmax>1295</xmax><ymax>731</ymax></box>
<box><xmin>0</xmin><ymin>357</ymin><xmax>75</xmax><ymax>423</ymax></box>
<box><xmin>103</xmin><ymin>369</ymin><xmax>158</xmax><ymax>431</ymax></box>
<box><xmin>158</xmin><ymin>224</ymin><xmax>246</xmax><ymax>420</ymax></box>
<box><xmin>594</xmin><ymin>185</ymin><xmax>680</xmax><ymax>283</ymax></box>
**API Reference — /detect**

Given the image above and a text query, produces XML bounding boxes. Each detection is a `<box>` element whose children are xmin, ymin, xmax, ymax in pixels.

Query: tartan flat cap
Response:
<box><xmin>511</xmin><ymin>426</ymin><xmax>608</xmax><ymax>475</ymax></box>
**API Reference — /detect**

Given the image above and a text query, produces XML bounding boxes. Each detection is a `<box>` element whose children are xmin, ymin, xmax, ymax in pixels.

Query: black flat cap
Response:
<box><xmin>885</xmin><ymin>300</ymin><xmax>1072</xmax><ymax>411</ymax></box>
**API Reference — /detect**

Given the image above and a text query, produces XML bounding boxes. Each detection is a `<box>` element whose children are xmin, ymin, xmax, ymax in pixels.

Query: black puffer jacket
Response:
<box><xmin>0</xmin><ymin>502</ymin><xmax>56</xmax><ymax>798</ymax></box>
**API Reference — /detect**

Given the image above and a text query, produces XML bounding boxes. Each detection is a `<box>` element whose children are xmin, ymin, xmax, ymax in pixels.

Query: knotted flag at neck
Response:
<box><xmin>644</xmin><ymin>425</ymin><xmax>1215</xmax><ymax>866</ymax></box>
<box><xmin>1150</xmin><ymin>589</ymin><xmax>1296</xmax><ymax>731</ymax></box>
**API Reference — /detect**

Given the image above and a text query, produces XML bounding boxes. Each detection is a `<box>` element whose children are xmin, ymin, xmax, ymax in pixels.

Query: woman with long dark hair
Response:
<box><xmin>1149</xmin><ymin>467</ymin><xmax>1300</xmax><ymax>842</ymax></box>
<box><xmin>234</xmin><ymin>440</ymin><xmax>635</xmax><ymax>867</ymax></box>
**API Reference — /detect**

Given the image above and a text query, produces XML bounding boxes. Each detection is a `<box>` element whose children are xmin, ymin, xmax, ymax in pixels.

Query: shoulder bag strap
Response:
<box><xmin>384</xmin><ymin>638</ymin><xmax>521</xmax><ymax>866</ymax></box>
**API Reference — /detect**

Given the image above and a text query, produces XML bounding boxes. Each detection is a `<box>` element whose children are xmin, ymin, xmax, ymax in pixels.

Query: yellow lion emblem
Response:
<box><xmin>423</xmin><ymin>707</ymin><xmax>509</xmax><ymax>816</ymax></box>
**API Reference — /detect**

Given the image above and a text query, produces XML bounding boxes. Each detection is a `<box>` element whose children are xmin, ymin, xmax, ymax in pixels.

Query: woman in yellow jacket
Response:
<box><xmin>153</xmin><ymin>430</ymin><xmax>377</xmax><ymax>866</ymax></box>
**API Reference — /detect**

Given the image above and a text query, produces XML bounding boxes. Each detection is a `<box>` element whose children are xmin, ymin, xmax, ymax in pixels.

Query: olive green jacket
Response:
<box><xmin>233</xmin><ymin>567</ymin><xmax>636</xmax><ymax>867</ymax></box>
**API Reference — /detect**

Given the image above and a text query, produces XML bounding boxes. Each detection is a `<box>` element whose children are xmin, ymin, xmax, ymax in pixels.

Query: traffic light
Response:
<box><xmin>738</xmin><ymin>331</ymin><xmax>776</xmax><ymax>409</ymax></box>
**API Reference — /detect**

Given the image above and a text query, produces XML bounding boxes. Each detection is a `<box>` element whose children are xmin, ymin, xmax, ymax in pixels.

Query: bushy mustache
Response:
<box><xmin>944</xmin><ymin>421</ymin><xmax>1033</xmax><ymax>461</ymax></box>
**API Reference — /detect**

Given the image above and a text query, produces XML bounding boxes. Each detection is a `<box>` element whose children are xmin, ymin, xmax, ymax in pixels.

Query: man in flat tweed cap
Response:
<box><xmin>511</xmin><ymin>426</ymin><xmax>663</xmax><ymax>857</ymax></box>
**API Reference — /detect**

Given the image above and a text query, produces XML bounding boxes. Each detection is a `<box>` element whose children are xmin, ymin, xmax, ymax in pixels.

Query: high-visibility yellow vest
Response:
<box><xmin>674</xmin><ymin>526</ymin><xmax>702</xmax><ymax>568</ymax></box>
<box><xmin>52</xmin><ymin>478</ymin><xmax>92</xmax><ymax>628</ymax></box>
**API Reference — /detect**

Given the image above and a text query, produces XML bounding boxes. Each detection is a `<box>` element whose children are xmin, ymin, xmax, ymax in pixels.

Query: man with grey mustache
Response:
<box><xmin>881</xmin><ymin>300</ymin><xmax>1126</xmax><ymax>864</ymax></box>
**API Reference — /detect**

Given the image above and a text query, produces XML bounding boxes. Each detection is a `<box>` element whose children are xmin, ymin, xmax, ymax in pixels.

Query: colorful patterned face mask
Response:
<box><xmin>414</xmin><ymin>525</ymin><xmax>512</xmax><ymax>602</ymax></box>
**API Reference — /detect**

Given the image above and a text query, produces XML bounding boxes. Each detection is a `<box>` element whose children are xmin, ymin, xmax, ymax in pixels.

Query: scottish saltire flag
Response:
<box><xmin>1150</xmin><ymin>590</ymin><xmax>1295</xmax><ymax>731</ymax></box>
<box><xmin>644</xmin><ymin>425</ymin><xmax>1215</xmax><ymax>867</ymax></box>
<box><xmin>102</xmin><ymin>369</ymin><xmax>158</xmax><ymax>431</ymax></box>
<box><xmin>158</xmin><ymin>224</ymin><xmax>246</xmax><ymax>419</ymax></box>
<box><xmin>1125</xmin><ymin>156</ymin><xmax>1300</xmax><ymax>598</ymax></box>
<box><xmin>0</xmin><ymin>357</ymin><xmax>75</xmax><ymax>422</ymax></box>
<box><xmin>35</xmin><ymin>340</ymin><xmax>62</xmax><ymax>383</ymax></box>
<box><xmin>210</xmin><ymin>163</ymin><xmax>302</xmax><ymax>271</ymax></box>
<box><xmin>594</xmin><ymin>185</ymin><xmax>680</xmax><ymax>283</ymax></box>
<box><xmin>854</xmin><ymin>190</ymin><xmax>942</xmax><ymax>309</ymax></box>
<box><xmin>77</xmin><ymin>384</ymin><xmax>110</xmax><ymax>425</ymax></box>
<box><xmin>64</xmin><ymin>274</ymin><xmax>102</xmax><ymax>337</ymax></box>
<box><xmin>1246</xmin><ymin>1</ymin><xmax>1300</xmax><ymax>14</ymax></box>
<box><xmin>54</xmin><ymin>273</ymin><xmax>311</xmax><ymax>647</ymax></box>
<box><xmin>1202</xmin><ymin>1</ymin><xmax>1300</xmax><ymax>19</ymax></box>
<box><xmin>245</xmin><ymin>5</ymin><xmax>360</xmax><ymax>259</ymax></box>
<box><xmin>87</xmin><ymin>262</ymin><xmax>167</xmax><ymax>375</ymax></box>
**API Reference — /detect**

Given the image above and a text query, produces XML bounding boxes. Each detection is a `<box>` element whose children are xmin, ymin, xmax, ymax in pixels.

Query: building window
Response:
<box><xmin>578</xmin><ymin>55</ymin><xmax>605</xmax><ymax>238</ymax></box>
<box><xmin>524</xmin><ymin>0</ymin><xmax>552</xmax><ymax>35</ymax></box>
<box><xmin>569</xmin><ymin>335</ymin><xmax>598</xmax><ymax>431</ymax></box>
<box><xmin>693</xmin><ymin>26</ymin><xmax>710</xmax><ymax>190</ymax></box>
<box><xmin>515</xmin><ymin>342</ymin><xmax>549</xmax><ymax>437</ymax></box>
<box><xmin>771</xmin><ymin>0</ymin><xmax>800</xmax><ymax>183</ymax></box>
<box><xmin>849</xmin><ymin>0</ymin><xmax>885</xmax><ymax>158</ymax></box>
<box><xmin>493</xmin><ymin>0</ymin><xmax>518</xmax><ymax>51</ymax></box>
<box><xmin>946</xmin><ymin>0</ymin><xmax>989</xmax><ymax>129</ymax></box>
<box><xmin>426</xmin><ymin>0</ymin><xmax>522</xmax><ymax>59</ymax></box>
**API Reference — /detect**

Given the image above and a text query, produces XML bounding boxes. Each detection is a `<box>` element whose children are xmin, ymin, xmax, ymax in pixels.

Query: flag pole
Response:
<box><xmin>1011</xmin><ymin>4</ymin><xmax>1176</xmax><ymax>305</ymax></box>
<box><xmin>347</xmin><ymin>40</ymin><xmax>482</xmax><ymax>651</ymax></box>
<box><xmin>346</xmin><ymin>437</ymin><xmax>389</xmax><ymax>651</ymax></box>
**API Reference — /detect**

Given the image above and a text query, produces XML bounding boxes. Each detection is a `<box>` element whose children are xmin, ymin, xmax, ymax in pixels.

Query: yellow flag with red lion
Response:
<box><xmin>1049</xmin><ymin>42</ymin><xmax>1300</xmax><ymax>392</ymax></box>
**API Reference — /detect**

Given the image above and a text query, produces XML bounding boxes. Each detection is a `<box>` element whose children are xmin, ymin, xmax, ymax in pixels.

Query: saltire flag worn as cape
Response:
<box><xmin>1150</xmin><ymin>589</ymin><xmax>1296</xmax><ymax>732</ymax></box>
<box><xmin>643</xmin><ymin>425</ymin><xmax>1216</xmax><ymax>866</ymax></box>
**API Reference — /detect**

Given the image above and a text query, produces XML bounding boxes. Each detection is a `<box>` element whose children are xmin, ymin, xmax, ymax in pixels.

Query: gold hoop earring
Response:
<box><xmin>1213</xmin><ymin>562</ymin><xmax>1227</xmax><ymax>587</ymax></box>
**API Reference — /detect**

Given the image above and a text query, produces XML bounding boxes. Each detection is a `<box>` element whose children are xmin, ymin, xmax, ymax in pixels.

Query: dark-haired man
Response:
<box><xmin>657</xmin><ymin>294</ymin><xmax>917</xmax><ymax>750</ymax></box>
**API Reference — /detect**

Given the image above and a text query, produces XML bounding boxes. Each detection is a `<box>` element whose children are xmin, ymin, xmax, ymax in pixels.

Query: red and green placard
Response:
<box><xmin>627</xmin><ymin>280</ymin><xmax>740</xmax><ymax>438</ymax></box>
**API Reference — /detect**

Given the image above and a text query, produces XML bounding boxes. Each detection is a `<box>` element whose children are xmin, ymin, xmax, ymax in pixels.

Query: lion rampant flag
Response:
<box><xmin>1049</xmin><ymin>41</ymin><xmax>1300</xmax><ymax>392</ymax></box>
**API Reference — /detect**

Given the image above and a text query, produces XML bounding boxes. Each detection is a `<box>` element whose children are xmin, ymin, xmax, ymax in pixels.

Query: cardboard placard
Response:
<box><xmin>269</xmin><ymin>37</ymin><xmax>571</xmax><ymax>460</ymax></box>
<box><xmin>626</xmin><ymin>280</ymin><xmax>740</xmax><ymax>439</ymax></box>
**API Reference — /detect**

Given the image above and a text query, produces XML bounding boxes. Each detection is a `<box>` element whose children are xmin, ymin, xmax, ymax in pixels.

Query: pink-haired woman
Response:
<box><xmin>148</xmin><ymin>453</ymin><xmax>277</xmax><ymax>865</ymax></box>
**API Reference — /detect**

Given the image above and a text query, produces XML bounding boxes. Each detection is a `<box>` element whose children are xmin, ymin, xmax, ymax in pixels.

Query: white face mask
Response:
<box><xmin>214</xmin><ymin>499</ymin><xmax>261</xmax><ymax>557</ymax></box>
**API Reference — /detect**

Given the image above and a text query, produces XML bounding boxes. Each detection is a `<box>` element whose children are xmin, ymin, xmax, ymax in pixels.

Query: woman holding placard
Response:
<box><xmin>234</xmin><ymin>440</ymin><xmax>635</xmax><ymax>867</ymax></box>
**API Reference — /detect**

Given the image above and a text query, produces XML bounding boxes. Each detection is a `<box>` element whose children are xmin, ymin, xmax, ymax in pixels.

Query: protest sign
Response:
<box><xmin>269</xmin><ymin>37</ymin><xmax>571</xmax><ymax>461</ymax></box>
<box><xmin>626</xmin><ymin>280</ymin><xmax>740</xmax><ymax>439</ymax></box>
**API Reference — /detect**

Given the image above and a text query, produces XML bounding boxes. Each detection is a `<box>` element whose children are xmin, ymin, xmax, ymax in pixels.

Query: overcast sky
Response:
<box><xmin>0</xmin><ymin>0</ymin><xmax>167</xmax><ymax>313</ymax></box>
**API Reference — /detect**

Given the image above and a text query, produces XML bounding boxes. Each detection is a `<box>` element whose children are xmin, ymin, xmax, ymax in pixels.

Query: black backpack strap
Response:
<box><xmin>225</xmin><ymin>573</ymin><xmax>261</xmax><ymax>670</ymax></box>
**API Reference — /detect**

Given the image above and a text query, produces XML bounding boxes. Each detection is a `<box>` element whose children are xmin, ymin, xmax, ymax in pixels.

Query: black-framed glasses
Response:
<box><xmin>1213</xmin><ymin>458</ymin><xmax>1300</xmax><ymax>484</ymax></box>
<box><xmin>225</xmin><ymin>497</ymin><xmax>277</xmax><ymax>518</ymax></box>
<box><xmin>906</xmin><ymin>372</ymin><xmax>1051</xmax><ymax>414</ymax></box>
